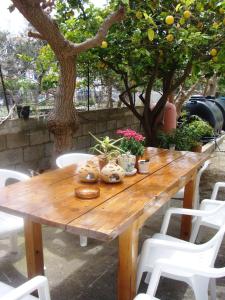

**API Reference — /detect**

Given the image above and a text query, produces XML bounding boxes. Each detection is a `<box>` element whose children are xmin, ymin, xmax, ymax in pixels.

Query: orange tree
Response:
<box><xmin>93</xmin><ymin>0</ymin><xmax>225</xmax><ymax>145</ymax></box>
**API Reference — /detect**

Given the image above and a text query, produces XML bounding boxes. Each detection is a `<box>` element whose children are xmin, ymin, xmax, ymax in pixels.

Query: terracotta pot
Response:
<box><xmin>192</xmin><ymin>144</ymin><xmax>202</xmax><ymax>153</ymax></box>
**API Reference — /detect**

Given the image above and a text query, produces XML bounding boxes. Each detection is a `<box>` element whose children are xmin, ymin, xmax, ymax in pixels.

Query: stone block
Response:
<box><xmin>0</xmin><ymin>135</ymin><xmax>6</xmax><ymax>151</ymax></box>
<box><xmin>76</xmin><ymin>136</ymin><xmax>91</xmax><ymax>150</ymax></box>
<box><xmin>15</xmin><ymin>162</ymin><xmax>39</xmax><ymax>175</ymax></box>
<box><xmin>44</xmin><ymin>143</ymin><xmax>53</xmax><ymax>157</ymax></box>
<box><xmin>107</xmin><ymin>120</ymin><xmax>117</xmax><ymax>131</ymax></box>
<box><xmin>74</xmin><ymin>126</ymin><xmax>83</xmax><ymax>138</ymax></box>
<box><xmin>30</xmin><ymin>130</ymin><xmax>50</xmax><ymax>145</ymax></box>
<box><xmin>117</xmin><ymin>118</ymin><xmax>127</xmax><ymax>129</ymax></box>
<box><xmin>82</xmin><ymin>123</ymin><xmax>96</xmax><ymax>135</ymax></box>
<box><xmin>96</xmin><ymin>121</ymin><xmax>107</xmax><ymax>133</ymax></box>
<box><xmin>7</xmin><ymin>133</ymin><xmax>29</xmax><ymax>149</ymax></box>
<box><xmin>24</xmin><ymin>145</ymin><xmax>45</xmax><ymax>162</ymax></box>
<box><xmin>0</xmin><ymin>149</ymin><xmax>23</xmax><ymax>167</ymax></box>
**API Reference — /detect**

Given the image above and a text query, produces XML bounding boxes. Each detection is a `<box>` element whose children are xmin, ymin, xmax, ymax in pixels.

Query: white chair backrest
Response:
<box><xmin>0</xmin><ymin>169</ymin><xmax>30</xmax><ymax>188</ymax></box>
<box><xmin>56</xmin><ymin>153</ymin><xmax>95</xmax><ymax>169</ymax></box>
<box><xmin>193</xmin><ymin>159</ymin><xmax>210</xmax><ymax>209</ymax></box>
<box><xmin>200</xmin><ymin>223</ymin><xmax>225</xmax><ymax>266</ymax></box>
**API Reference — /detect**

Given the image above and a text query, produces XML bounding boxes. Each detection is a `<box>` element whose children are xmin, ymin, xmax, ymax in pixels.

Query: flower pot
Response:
<box><xmin>17</xmin><ymin>105</ymin><xmax>30</xmax><ymax>120</ymax></box>
<box><xmin>118</xmin><ymin>154</ymin><xmax>136</xmax><ymax>173</ymax></box>
<box><xmin>192</xmin><ymin>144</ymin><xmax>202</xmax><ymax>153</ymax></box>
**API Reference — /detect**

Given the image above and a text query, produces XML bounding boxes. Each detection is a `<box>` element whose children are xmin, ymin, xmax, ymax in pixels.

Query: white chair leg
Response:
<box><xmin>191</xmin><ymin>277</ymin><xmax>209</xmax><ymax>300</ymax></box>
<box><xmin>9</xmin><ymin>232</ymin><xmax>19</xmax><ymax>253</ymax></box>
<box><xmin>162</xmin><ymin>201</ymin><xmax>170</xmax><ymax>215</ymax></box>
<box><xmin>79</xmin><ymin>235</ymin><xmax>88</xmax><ymax>247</ymax></box>
<box><xmin>190</xmin><ymin>220</ymin><xmax>201</xmax><ymax>243</ymax></box>
<box><xmin>209</xmin><ymin>278</ymin><xmax>217</xmax><ymax>300</ymax></box>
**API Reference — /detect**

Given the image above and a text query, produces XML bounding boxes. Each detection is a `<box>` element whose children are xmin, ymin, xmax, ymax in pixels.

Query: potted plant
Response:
<box><xmin>89</xmin><ymin>132</ymin><xmax>123</xmax><ymax>168</ymax></box>
<box><xmin>157</xmin><ymin>117</ymin><xmax>214</xmax><ymax>152</ymax></box>
<box><xmin>116</xmin><ymin>129</ymin><xmax>145</xmax><ymax>168</ymax></box>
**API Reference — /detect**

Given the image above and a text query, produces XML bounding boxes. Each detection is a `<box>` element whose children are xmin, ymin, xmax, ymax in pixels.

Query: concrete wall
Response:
<box><xmin>0</xmin><ymin>108</ymin><xmax>142</xmax><ymax>174</ymax></box>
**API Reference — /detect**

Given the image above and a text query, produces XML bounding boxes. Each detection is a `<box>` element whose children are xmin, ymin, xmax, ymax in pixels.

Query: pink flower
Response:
<box><xmin>116</xmin><ymin>128</ymin><xmax>145</xmax><ymax>141</ymax></box>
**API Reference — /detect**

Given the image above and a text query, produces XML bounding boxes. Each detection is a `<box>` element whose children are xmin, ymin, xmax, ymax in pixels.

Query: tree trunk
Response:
<box><xmin>47</xmin><ymin>56</ymin><xmax>79</xmax><ymax>158</ymax></box>
<box><xmin>106</xmin><ymin>81</ymin><xmax>113</xmax><ymax>108</ymax></box>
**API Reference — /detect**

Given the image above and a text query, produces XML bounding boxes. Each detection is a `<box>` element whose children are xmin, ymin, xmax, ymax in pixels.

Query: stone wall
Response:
<box><xmin>0</xmin><ymin>108</ymin><xmax>142</xmax><ymax>174</ymax></box>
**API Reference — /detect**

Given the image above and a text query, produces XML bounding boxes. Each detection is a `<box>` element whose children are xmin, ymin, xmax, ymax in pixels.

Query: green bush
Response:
<box><xmin>157</xmin><ymin>118</ymin><xmax>214</xmax><ymax>151</ymax></box>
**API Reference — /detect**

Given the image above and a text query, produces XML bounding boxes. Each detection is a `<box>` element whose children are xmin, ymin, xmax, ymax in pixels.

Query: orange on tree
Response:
<box><xmin>101</xmin><ymin>41</ymin><xmax>108</xmax><ymax>48</ymax></box>
<box><xmin>183</xmin><ymin>10</ymin><xmax>191</xmax><ymax>19</ymax></box>
<box><xmin>166</xmin><ymin>33</ymin><xmax>174</xmax><ymax>42</ymax></box>
<box><xmin>210</xmin><ymin>48</ymin><xmax>217</xmax><ymax>56</ymax></box>
<box><xmin>219</xmin><ymin>8</ymin><xmax>225</xmax><ymax>14</ymax></box>
<box><xmin>136</xmin><ymin>11</ymin><xmax>142</xmax><ymax>19</ymax></box>
<box><xmin>165</xmin><ymin>15</ymin><xmax>174</xmax><ymax>25</ymax></box>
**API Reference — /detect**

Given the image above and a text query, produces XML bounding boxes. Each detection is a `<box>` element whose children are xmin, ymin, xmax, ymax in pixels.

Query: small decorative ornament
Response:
<box><xmin>78</xmin><ymin>160</ymin><xmax>100</xmax><ymax>183</ymax></box>
<box><xmin>138</xmin><ymin>159</ymin><xmax>150</xmax><ymax>174</ymax></box>
<box><xmin>100</xmin><ymin>161</ymin><xmax>125</xmax><ymax>183</ymax></box>
<box><xmin>75</xmin><ymin>186</ymin><xmax>100</xmax><ymax>199</ymax></box>
<box><xmin>118</xmin><ymin>153</ymin><xmax>136</xmax><ymax>173</ymax></box>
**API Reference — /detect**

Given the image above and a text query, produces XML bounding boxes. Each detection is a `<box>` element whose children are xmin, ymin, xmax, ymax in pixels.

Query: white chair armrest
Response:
<box><xmin>200</xmin><ymin>199</ymin><xmax>225</xmax><ymax>210</ymax></box>
<box><xmin>1</xmin><ymin>276</ymin><xmax>51</xmax><ymax>300</ymax></box>
<box><xmin>160</xmin><ymin>202</ymin><xmax>225</xmax><ymax>235</ymax></box>
<box><xmin>153</xmin><ymin>258</ymin><xmax>225</xmax><ymax>279</ymax></box>
<box><xmin>144</xmin><ymin>238</ymin><xmax>201</xmax><ymax>252</ymax></box>
<box><xmin>211</xmin><ymin>182</ymin><xmax>225</xmax><ymax>200</ymax></box>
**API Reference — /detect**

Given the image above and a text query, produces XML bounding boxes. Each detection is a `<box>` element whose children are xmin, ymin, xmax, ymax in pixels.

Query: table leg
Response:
<box><xmin>180</xmin><ymin>171</ymin><xmax>197</xmax><ymax>240</ymax></box>
<box><xmin>118</xmin><ymin>220</ymin><xmax>139</xmax><ymax>300</ymax></box>
<box><xmin>24</xmin><ymin>218</ymin><xmax>44</xmax><ymax>278</ymax></box>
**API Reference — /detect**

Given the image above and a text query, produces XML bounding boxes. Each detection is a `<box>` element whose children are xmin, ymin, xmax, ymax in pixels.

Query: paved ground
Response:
<box><xmin>0</xmin><ymin>141</ymin><xmax>225</xmax><ymax>300</ymax></box>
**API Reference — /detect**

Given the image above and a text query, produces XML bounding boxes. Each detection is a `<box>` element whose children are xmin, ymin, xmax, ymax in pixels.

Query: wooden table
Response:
<box><xmin>0</xmin><ymin>148</ymin><xmax>209</xmax><ymax>300</ymax></box>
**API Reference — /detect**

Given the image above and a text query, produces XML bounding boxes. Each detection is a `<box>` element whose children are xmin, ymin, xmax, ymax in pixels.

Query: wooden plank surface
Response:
<box><xmin>67</xmin><ymin>151</ymin><xmax>209</xmax><ymax>240</ymax></box>
<box><xmin>0</xmin><ymin>149</ymin><xmax>208</xmax><ymax>240</ymax></box>
<box><xmin>0</xmin><ymin>148</ymin><xmax>183</xmax><ymax>229</ymax></box>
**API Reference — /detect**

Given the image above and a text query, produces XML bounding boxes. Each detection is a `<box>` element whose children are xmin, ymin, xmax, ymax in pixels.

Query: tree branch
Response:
<box><xmin>170</xmin><ymin>61</ymin><xmax>193</xmax><ymax>92</ymax></box>
<box><xmin>28</xmin><ymin>31</ymin><xmax>45</xmax><ymax>40</ymax></box>
<box><xmin>139</xmin><ymin>91</ymin><xmax>145</xmax><ymax>104</ymax></box>
<box><xmin>68</xmin><ymin>6</ymin><xmax>126</xmax><ymax>55</ymax></box>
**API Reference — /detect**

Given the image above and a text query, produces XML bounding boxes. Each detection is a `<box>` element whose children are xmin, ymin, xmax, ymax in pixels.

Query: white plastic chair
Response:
<box><xmin>169</xmin><ymin>160</ymin><xmax>210</xmax><ymax>210</ymax></box>
<box><xmin>0</xmin><ymin>275</ymin><xmax>51</xmax><ymax>300</ymax></box>
<box><xmin>0</xmin><ymin>169</ymin><xmax>30</xmax><ymax>253</ymax></box>
<box><xmin>56</xmin><ymin>153</ymin><xmax>95</xmax><ymax>170</ymax></box>
<box><xmin>137</xmin><ymin>223</ymin><xmax>225</xmax><ymax>300</ymax></box>
<box><xmin>190</xmin><ymin>182</ymin><xmax>225</xmax><ymax>242</ymax></box>
<box><xmin>56</xmin><ymin>153</ymin><xmax>95</xmax><ymax>247</ymax></box>
<box><xmin>144</xmin><ymin>259</ymin><xmax>225</xmax><ymax>300</ymax></box>
<box><xmin>134</xmin><ymin>294</ymin><xmax>159</xmax><ymax>300</ymax></box>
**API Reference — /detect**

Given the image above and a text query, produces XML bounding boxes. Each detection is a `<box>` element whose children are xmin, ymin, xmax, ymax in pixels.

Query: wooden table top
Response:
<box><xmin>0</xmin><ymin>148</ymin><xmax>208</xmax><ymax>241</ymax></box>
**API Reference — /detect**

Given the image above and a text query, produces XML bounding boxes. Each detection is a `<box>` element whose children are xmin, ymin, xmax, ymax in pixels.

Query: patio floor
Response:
<box><xmin>1</xmin><ymin>141</ymin><xmax>225</xmax><ymax>300</ymax></box>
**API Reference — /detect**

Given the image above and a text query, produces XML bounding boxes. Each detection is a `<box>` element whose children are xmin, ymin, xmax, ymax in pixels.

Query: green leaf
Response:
<box><xmin>175</xmin><ymin>3</ymin><xmax>182</xmax><ymax>11</ymax></box>
<box><xmin>147</xmin><ymin>28</ymin><xmax>155</xmax><ymax>41</ymax></box>
<box><xmin>148</xmin><ymin>16</ymin><xmax>157</xmax><ymax>28</ymax></box>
